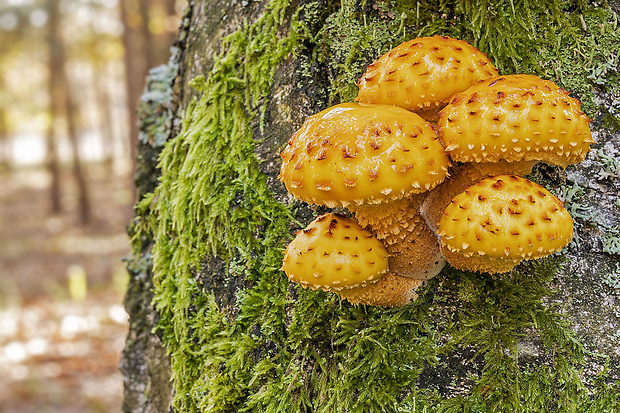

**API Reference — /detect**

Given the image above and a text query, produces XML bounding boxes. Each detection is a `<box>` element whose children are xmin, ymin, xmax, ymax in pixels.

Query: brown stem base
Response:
<box><xmin>337</xmin><ymin>273</ymin><xmax>425</xmax><ymax>307</ymax></box>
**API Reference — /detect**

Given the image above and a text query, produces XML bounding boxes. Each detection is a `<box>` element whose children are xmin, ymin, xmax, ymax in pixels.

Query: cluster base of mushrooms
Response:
<box><xmin>279</xmin><ymin>36</ymin><xmax>593</xmax><ymax>307</ymax></box>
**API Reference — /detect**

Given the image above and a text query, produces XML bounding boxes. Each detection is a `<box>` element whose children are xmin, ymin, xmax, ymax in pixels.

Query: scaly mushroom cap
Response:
<box><xmin>437</xmin><ymin>74</ymin><xmax>594</xmax><ymax>167</ymax></box>
<box><xmin>437</xmin><ymin>175</ymin><xmax>574</xmax><ymax>274</ymax></box>
<box><xmin>282</xmin><ymin>214</ymin><xmax>389</xmax><ymax>291</ymax></box>
<box><xmin>355</xmin><ymin>36</ymin><xmax>498</xmax><ymax>113</ymax></box>
<box><xmin>420</xmin><ymin>160</ymin><xmax>537</xmax><ymax>232</ymax></box>
<box><xmin>279</xmin><ymin>103</ymin><xmax>450</xmax><ymax>207</ymax></box>
<box><xmin>337</xmin><ymin>273</ymin><xmax>424</xmax><ymax>307</ymax></box>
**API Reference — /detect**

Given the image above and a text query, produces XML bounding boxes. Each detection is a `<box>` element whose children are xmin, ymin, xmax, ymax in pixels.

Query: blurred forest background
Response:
<box><xmin>0</xmin><ymin>0</ymin><xmax>184</xmax><ymax>411</ymax></box>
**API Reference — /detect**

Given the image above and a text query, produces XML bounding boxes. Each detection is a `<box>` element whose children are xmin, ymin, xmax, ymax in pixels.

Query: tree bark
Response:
<box><xmin>122</xmin><ymin>1</ymin><xmax>620</xmax><ymax>411</ymax></box>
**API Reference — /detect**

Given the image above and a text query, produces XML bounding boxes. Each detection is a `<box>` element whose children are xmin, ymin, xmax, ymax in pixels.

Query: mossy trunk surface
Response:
<box><xmin>122</xmin><ymin>1</ymin><xmax>620</xmax><ymax>412</ymax></box>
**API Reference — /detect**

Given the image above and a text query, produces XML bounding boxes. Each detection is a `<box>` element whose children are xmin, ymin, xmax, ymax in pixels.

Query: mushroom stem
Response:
<box><xmin>420</xmin><ymin>159</ymin><xmax>537</xmax><ymax>232</ymax></box>
<box><xmin>349</xmin><ymin>197</ymin><xmax>422</xmax><ymax>246</ymax></box>
<box><xmin>337</xmin><ymin>272</ymin><xmax>424</xmax><ymax>307</ymax></box>
<box><xmin>349</xmin><ymin>196</ymin><xmax>445</xmax><ymax>280</ymax></box>
<box><xmin>387</xmin><ymin>217</ymin><xmax>446</xmax><ymax>280</ymax></box>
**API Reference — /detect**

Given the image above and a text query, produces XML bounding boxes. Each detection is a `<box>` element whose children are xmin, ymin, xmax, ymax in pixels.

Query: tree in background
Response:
<box><xmin>121</xmin><ymin>0</ymin><xmax>181</xmax><ymax>174</ymax></box>
<box><xmin>0</xmin><ymin>0</ymin><xmax>183</xmax><ymax>222</ymax></box>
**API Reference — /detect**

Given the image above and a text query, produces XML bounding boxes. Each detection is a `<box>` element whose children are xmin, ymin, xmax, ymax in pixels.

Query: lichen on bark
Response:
<box><xmin>123</xmin><ymin>0</ymin><xmax>620</xmax><ymax>411</ymax></box>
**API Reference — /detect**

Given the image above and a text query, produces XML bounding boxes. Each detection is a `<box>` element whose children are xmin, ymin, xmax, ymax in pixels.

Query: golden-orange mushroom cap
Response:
<box><xmin>282</xmin><ymin>214</ymin><xmax>389</xmax><ymax>291</ymax></box>
<box><xmin>279</xmin><ymin>103</ymin><xmax>450</xmax><ymax>207</ymax></box>
<box><xmin>437</xmin><ymin>175</ymin><xmax>574</xmax><ymax>274</ymax></box>
<box><xmin>437</xmin><ymin>74</ymin><xmax>594</xmax><ymax>167</ymax></box>
<box><xmin>355</xmin><ymin>36</ymin><xmax>498</xmax><ymax>113</ymax></box>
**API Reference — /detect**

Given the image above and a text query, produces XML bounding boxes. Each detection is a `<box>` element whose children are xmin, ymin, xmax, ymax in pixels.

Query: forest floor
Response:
<box><xmin>0</xmin><ymin>163</ymin><xmax>134</xmax><ymax>412</ymax></box>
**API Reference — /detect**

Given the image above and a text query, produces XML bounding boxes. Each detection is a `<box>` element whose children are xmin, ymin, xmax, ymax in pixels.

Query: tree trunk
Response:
<box><xmin>165</xmin><ymin>0</ymin><xmax>179</xmax><ymax>48</ymax></box>
<box><xmin>45</xmin><ymin>0</ymin><xmax>64</xmax><ymax>214</ymax></box>
<box><xmin>94</xmin><ymin>65</ymin><xmax>115</xmax><ymax>174</ymax></box>
<box><xmin>0</xmin><ymin>99</ymin><xmax>11</xmax><ymax>173</ymax></box>
<box><xmin>62</xmin><ymin>69</ymin><xmax>91</xmax><ymax>225</ymax></box>
<box><xmin>122</xmin><ymin>1</ymin><xmax>620</xmax><ymax>411</ymax></box>
<box><xmin>120</xmin><ymin>0</ymin><xmax>146</xmax><ymax>178</ymax></box>
<box><xmin>138</xmin><ymin>0</ymin><xmax>157</xmax><ymax>71</ymax></box>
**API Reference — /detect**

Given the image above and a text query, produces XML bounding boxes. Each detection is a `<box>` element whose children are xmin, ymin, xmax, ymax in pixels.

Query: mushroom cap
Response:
<box><xmin>355</xmin><ymin>35</ymin><xmax>498</xmax><ymax>113</ymax></box>
<box><xmin>279</xmin><ymin>103</ymin><xmax>450</xmax><ymax>207</ymax></box>
<box><xmin>337</xmin><ymin>273</ymin><xmax>424</xmax><ymax>307</ymax></box>
<box><xmin>437</xmin><ymin>74</ymin><xmax>594</xmax><ymax>167</ymax></box>
<box><xmin>420</xmin><ymin>160</ymin><xmax>537</xmax><ymax>232</ymax></box>
<box><xmin>437</xmin><ymin>175</ymin><xmax>574</xmax><ymax>274</ymax></box>
<box><xmin>282</xmin><ymin>213</ymin><xmax>389</xmax><ymax>291</ymax></box>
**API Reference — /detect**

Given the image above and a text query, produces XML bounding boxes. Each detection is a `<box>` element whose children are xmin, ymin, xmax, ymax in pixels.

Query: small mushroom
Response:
<box><xmin>279</xmin><ymin>102</ymin><xmax>450</xmax><ymax>208</ymax></box>
<box><xmin>421</xmin><ymin>160</ymin><xmax>536</xmax><ymax>232</ymax></box>
<box><xmin>355</xmin><ymin>35</ymin><xmax>499</xmax><ymax>119</ymax></box>
<box><xmin>282</xmin><ymin>213</ymin><xmax>389</xmax><ymax>291</ymax></box>
<box><xmin>437</xmin><ymin>175</ymin><xmax>574</xmax><ymax>274</ymax></box>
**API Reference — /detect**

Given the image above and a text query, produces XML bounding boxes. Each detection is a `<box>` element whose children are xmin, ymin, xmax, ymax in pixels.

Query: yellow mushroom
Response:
<box><xmin>282</xmin><ymin>213</ymin><xmax>423</xmax><ymax>307</ymax></box>
<box><xmin>355</xmin><ymin>35</ymin><xmax>499</xmax><ymax>119</ymax></box>
<box><xmin>437</xmin><ymin>175</ymin><xmax>574</xmax><ymax>274</ymax></box>
<box><xmin>282</xmin><ymin>214</ymin><xmax>389</xmax><ymax>291</ymax></box>
<box><xmin>437</xmin><ymin>74</ymin><xmax>594</xmax><ymax>168</ymax></box>
<box><xmin>279</xmin><ymin>102</ymin><xmax>450</xmax><ymax>208</ymax></box>
<box><xmin>423</xmin><ymin>74</ymin><xmax>594</xmax><ymax>231</ymax></box>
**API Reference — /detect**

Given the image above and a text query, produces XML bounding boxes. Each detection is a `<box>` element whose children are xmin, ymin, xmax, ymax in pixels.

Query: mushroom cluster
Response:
<box><xmin>279</xmin><ymin>35</ymin><xmax>593</xmax><ymax>307</ymax></box>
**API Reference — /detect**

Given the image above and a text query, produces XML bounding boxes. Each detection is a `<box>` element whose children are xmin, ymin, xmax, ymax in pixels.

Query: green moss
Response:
<box><xmin>151</xmin><ymin>1</ymin><xmax>297</xmax><ymax>410</ymax></box>
<box><xmin>147</xmin><ymin>0</ymin><xmax>620</xmax><ymax>412</ymax></box>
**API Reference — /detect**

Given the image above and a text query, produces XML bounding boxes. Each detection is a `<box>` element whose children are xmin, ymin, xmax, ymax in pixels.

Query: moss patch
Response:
<box><xmin>147</xmin><ymin>0</ymin><xmax>620</xmax><ymax>411</ymax></box>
